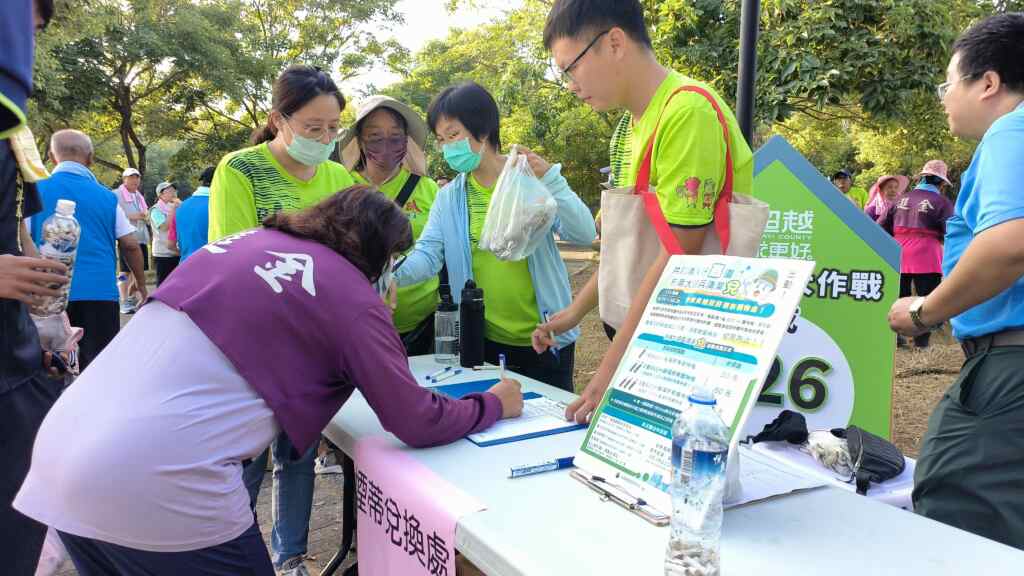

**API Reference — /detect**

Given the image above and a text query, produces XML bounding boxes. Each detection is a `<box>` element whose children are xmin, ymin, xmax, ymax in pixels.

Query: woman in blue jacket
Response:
<box><xmin>395</xmin><ymin>82</ymin><xmax>596</xmax><ymax>391</ymax></box>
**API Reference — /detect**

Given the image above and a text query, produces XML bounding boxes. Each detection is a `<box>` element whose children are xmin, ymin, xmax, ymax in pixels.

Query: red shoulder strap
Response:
<box><xmin>635</xmin><ymin>85</ymin><xmax>734</xmax><ymax>255</ymax></box>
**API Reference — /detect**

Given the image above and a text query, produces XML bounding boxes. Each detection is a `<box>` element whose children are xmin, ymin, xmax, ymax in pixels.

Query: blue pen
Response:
<box><xmin>509</xmin><ymin>457</ymin><xmax>575</xmax><ymax>479</ymax></box>
<box><xmin>542</xmin><ymin>311</ymin><xmax>560</xmax><ymax>361</ymax></box>
<box><xmin>432</xmin><ymin>368</ymin><xmax>462</xmax><ymax>383</ymax></box>
<box><xmin>499</xmin><ymin>353</ymin><xmax>506</xmax><ymax>380</ymax></box>
<box><xmin>426</xmin><ymin>366</ymin><xmax>451</xmax><ymax>381</ymax></box>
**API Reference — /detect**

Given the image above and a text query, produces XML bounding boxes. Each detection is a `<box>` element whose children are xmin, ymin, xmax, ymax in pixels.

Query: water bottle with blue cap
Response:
<box><xmin>665</xmin><ymin>384</ymin><xmax>729</xmax><ymax>576</ymax></box>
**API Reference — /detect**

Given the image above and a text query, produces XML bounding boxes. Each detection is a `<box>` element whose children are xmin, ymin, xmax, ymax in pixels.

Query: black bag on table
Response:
<box><xmin>835</xmin><ymin>425</ymin><xmax>906</xmax><ymax>495</ymax></box>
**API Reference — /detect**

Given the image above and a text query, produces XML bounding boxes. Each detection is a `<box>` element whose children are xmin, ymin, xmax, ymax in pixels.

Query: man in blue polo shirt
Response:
<box><xmin>175</xmin><ymin>166</ymin><xmax>214</xmax><ymax>262</ymax></box>
<box><xmin>888</xmin><ymin>13</ymin><xmax>1024</xmax><ymax>550</ymax></box>
<box><xmin>33</xmin><ymin>130</ymin><xmax>147</xmax><ymax>369</ymax></box>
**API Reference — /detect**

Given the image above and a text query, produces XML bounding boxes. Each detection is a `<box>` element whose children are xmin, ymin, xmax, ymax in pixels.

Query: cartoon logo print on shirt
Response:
<box><xmin>702</xmin><ymin>178</ymin><xmax>716</xmax><ymax>210</ymax></box>
<box><xmin>681</xmin><ymin>177</ymin><xmax>701</xmax><ymax>208</ymax></box>
<box><xmin>404</xmin><ymin>200</ymin><xmax>423</xmax><ymax>218</ymax></box>
<box><xmin>254</xmin><ymin>251</ymin><xmax>317</xmax><ymax>297</ymax></box>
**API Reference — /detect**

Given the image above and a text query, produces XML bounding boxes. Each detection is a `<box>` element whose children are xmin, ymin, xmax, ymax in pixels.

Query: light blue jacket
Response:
<box><xmin>395</xmin><ymin>165</ymin><xmax>596</xmax><ymax>348</ymax></box>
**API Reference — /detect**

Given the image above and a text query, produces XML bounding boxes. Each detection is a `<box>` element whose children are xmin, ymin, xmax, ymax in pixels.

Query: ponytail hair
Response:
<box><xmin>251</xmin><ymin>65</ymin><xmax>346</xmax><ymax>145</ymax></box>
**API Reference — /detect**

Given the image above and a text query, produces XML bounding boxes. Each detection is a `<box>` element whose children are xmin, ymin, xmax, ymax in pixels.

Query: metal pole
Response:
<box><xmin>737</xmin><ymin>0</ymin><xmax>761</xmax><ymax>146</ymax></box>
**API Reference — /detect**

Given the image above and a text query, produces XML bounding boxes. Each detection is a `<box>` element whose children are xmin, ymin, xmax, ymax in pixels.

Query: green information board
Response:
<box><xmin>741</xmin><ymin>136</ymin><xmax>900</xmax><ymax>439</ymax></box>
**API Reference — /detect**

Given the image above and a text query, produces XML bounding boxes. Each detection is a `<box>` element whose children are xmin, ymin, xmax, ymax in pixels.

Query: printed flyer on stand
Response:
<box><xmin>574</xmin><ymin>254</ymin><xmax>815</xmax><ymax>514</ymax></box>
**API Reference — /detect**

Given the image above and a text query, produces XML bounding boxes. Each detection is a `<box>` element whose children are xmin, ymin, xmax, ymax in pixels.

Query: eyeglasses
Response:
<box><xmin>936</xmin><ymin>73</ymin><xmax>979</xmax><ymax>100</ymax></box>
<box><xmin>283</xmin><ymin>114</ymin><xmax>341</xmax><ymax>142</ymax></box>
<box><xmin>558</xmin><ymin>29</ymin><xmax>611</xmax><ymax>85</ymax></box>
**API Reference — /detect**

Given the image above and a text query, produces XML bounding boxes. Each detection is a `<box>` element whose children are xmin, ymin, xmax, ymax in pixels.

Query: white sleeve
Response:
<box><xmin>115</xmin><ymin>205</ymin><xmax>137</xmax><ymax>238</ymax></box>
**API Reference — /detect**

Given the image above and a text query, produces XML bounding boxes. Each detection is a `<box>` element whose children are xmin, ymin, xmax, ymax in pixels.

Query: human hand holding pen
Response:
<box><xmin>487</xmin><ymin>378</ymin><xmax>523</xmax><ymax>419</ymax></box>
<box><xmin>531</xmin><ymin>308</ymin><xmax>579</xmax><ymax>353</ymax></box>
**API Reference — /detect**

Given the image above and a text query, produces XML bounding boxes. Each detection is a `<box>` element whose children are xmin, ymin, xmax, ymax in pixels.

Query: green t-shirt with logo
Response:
<box><xmin>467</xmin><ymin>174</ymin><xmax>540</xmax><ymax>347</ymax></box>
<box><xmin>209</xmin><ymin>143</ymin><xmax>355</xmax><ymax>241</ymax></box>
<box><xmin>354</xmin><ymin>169</ymin><xmax>440</xmax><ymax>333</ymax></box>
<box><xmin>847</xmin><ymin>186</ymin><xmax>869</xmax><ymax>210</ymax></box>
<box><xmin>608</xmin><ymin>71</ymin><xmax>754</xmax><ymax>226</ymax></box>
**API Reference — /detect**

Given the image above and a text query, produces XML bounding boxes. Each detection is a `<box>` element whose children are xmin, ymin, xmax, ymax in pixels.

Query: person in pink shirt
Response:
<box><xmin>881</xmin><ymin>160</ymin><xmax>955</xmax><ymax>348</ymax></box>
<box><xmin>864</xmin><ymin>174</ymin><xmax>910</xmax><ymax>228</ymax></box>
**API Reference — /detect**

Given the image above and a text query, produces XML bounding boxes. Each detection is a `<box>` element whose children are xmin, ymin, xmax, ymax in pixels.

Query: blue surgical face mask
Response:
<box><xmin>442</xmin><ymin>137</ymin><xmax>483</xmax><ymax>174</ymax></box>
<box><xmin>283</xmin><ymin>118</ymin><xmax>336</xmax><ymax>166</ymax></box>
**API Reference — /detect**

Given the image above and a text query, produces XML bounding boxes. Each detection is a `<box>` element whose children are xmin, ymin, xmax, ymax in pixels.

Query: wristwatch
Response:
<box><xmin>909</xmin><ymin>297</ymin><xmax>940</xmax><ymax>332</ymax></box>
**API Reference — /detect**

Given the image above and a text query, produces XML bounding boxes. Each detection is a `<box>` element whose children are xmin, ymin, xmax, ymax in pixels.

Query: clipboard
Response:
<box><xmin>570</xmin><ymin>470</ymin><xmax>670</xmax><ymax>526</ymax></box>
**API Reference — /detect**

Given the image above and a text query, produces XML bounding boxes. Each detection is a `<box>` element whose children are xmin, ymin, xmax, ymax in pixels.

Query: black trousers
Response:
<box><xmin>483</xmin><ymin>339</ymin><xmax>575</xmax><ymax>392</ymax></box>
<box><xmin>154</xmin><ymin>255</ymin><xmax>180</xmax><ymax>287</ymax></box>
<box><xmin>900</xmin><ymin>273</ymin><xmax>943</xmax><ymax>347</ymax></box>
<box><xmin>66</xmin><ymin>300</ymin><xmax>120</xmax><ymax>371</ymax></box>
<box><xmin>400</xmin><ymin>314</ymin><xmax>435</xmax><ymax>357</ymax></box>
<box><xmin>0</xmin><ymin>375</ymin><xmax>62</xmax><ymax>576</ymax></box>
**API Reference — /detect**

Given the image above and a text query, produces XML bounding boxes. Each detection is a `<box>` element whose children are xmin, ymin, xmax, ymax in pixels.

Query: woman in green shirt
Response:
<box><xmin>395</xmin><ymin>82</ymin><xmax>597</xmax><ymax>391</ymax></box>
<box><xmin>340</xmin><ymin>95</ymin><xmax>441</xmax><ymax>354</ymax></box>
<box><xmin>208</xmin><ymin>65</ymin><xmax>354</xmax><ymax>242</ymax></box>
<box><xmin>207</xmin><ymin>64</ymin><xmax>354</xmax><ymax>575</ymax></box>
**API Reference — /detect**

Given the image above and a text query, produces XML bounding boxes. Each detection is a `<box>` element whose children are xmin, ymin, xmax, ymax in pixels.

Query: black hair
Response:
<box><xmin>252</xmin><ymin>65</ymin><xmax>346</xmax><ymax>144</ymax></box>
<box><xmin>199</xmin><ymin>166</ymin><xmax>216</xmax><ymax>187</ymax></box>
<box><xmin>35</xmin><ymin>0</ymin><xmax>54</xmax><ymax>28</ymax></box>
<box><xmin>263</xmin><ymin>185</ymin><xmax>413</xmax><ymax>283</ymax></box>
<box><xmin>543</xmin><ymin>0</ymin><xmax>652</xmax><ymax>51</ymax></box>
<box><xmin>427</xmin><ymin>82</ymin><xmax>501</xmax><ymax>151</ymax></box>
<box><xmin>922</xmin><ymin>174</ymin><xmax>945</xmax><ymax>187</ymax></box>
<box><xmin>355</xmin><ymin>107</ymin><xmax>408</xmax><ymax>172</ymax></box>
<box><xmin>952</xmin><ymin>13</ymin><xmax>1024</xmax><ymax>94</ymax></box>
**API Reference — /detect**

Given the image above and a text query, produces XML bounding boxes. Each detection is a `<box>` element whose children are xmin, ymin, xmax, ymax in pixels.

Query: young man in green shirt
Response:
<box><xmin>536</xmin><ymin>0</ymin><xmax>754</xmax><ymax>422</ymax></box>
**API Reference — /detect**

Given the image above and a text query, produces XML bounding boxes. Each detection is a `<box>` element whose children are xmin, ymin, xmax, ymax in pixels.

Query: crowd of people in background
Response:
<box><xmin>3</xmin><ymin>1</ymin><xmax>1024</xmax><ymax>575</ymax></box>
<box><xmin>832</xmin><ymin>160</ymin><xmax>955</xmax><ymax>349</ymax></box>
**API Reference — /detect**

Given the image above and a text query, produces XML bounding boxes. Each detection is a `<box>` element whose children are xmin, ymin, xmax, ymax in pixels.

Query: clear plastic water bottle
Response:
<box><xmin>434</xmin><ymin>285</ymin><xmax>459</xmax><ymax>365</ymax></box>
<box><xmin>30</xmin><ymin>199</ymin><xmax>80</xmax><ymax>318</ymax></box>
<box><xmin>666</xmin><ymin>386</ymin><xmax>729</xmax><ymax>576</ymax></box>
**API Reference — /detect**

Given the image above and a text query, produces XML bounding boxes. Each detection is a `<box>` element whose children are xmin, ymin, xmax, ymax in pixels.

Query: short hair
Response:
<box><xmin>427</xmin><ymin>82</ymin><xmax>501</xmax><ymax>151</ymax></box>
<box><xmin>199</xmin><ymin>166</ymin><xmax>216</xmax><ymax>187</ymax></box>
<box><xmin>50</xmin><ymin>129</ymin><xmax>93</xmax><ymax>162</ymax></box>
<box><xmin>263</xmin><ymin>185</ymin><xmax>413</xmax><ymax>283</ymax></box>
<box><xmin>952</xmin><ymin>12</ymin><xmax>1024</xmax><ymax>94</ymax></box>
<box><xmin>35</xmin><ymin>0</ymin><xmax>55</xmax><ymax>28</ymax></box>
<box><xmin>543</xmin><ymin>0</ymin><xmax>652</xmax><ymax>50</ymax></box>
<box><xmin>252</xmin><ymin>65</ymin><xmax>346</xmax><ymax>144</ymax></box>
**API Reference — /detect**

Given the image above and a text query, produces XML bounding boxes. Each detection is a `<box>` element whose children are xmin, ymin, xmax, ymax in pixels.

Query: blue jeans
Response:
<box><xmin>243</xmin><ymin>432</ymin><xmax>317</xmax><ymax>568</ymax></box>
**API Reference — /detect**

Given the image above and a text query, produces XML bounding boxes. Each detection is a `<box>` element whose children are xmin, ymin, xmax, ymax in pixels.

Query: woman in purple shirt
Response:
<box><xmin>14</xmin><ymin>185</ymin><xmax>523</xmax><ymax>575</ymax></box>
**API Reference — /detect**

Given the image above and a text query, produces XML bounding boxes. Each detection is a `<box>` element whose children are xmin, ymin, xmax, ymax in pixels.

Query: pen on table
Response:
<box><xmin>509</xmin><ymin>457</ymin><xmax>575</xmax><ymax>479</ymax></box>
<box><xmin>426</xmin><ymin>366</ymin><xmax>451</xmax><ymax>380</ymax></box>
<box><xmin>499</xmin><ymin>353</ymin><xmax>506</xmax><ymax>381</ymax></box>
<box><xmin>432</xmin><ymin>369</ymin><xmax>462</xmax><ymax>383</ymax></box>
<box><xmin>542</xmin><ymin>311</ymin><xmax>559</xmax><ymax>360</ymax></box>
<box><xmin>472</xmin><ymin>366</ymin><xmax>499</xmax><ymax>371</ymax></box>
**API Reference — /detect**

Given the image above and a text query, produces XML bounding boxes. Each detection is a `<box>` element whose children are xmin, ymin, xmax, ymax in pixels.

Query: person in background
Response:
<box><xmin>14</xmin><ymin>186</ymin><xmax>523</xmax><ymax>574</ymax></box>
<box><xmin>150</xmin><ymin>181</ymin><xmax>180</xmax><ymax>286</ymax></box>
<box><xmin>209</xmin><ymin>64</ymin><xmax>354</xmax><ymax>576</ymax></box>
<box><xmin>341</xmin><ymin>95</ymin><xmax>441</xmax><ymax>355</ymax></box>
<box><xmin>539</xmin><ymin>0</ymin><xmax>753</xmax><ymax>421</ymax></box>
<box><xmin>174</xmin><ymin>166</ymin><xmax>214</xmax><ymax>262</ymax></box>
<box><xmin>832</xmin><ymin>169</ymin><xmax>869</xmax><ymax>209</ymax></box>
<box><xmin>0</xmin><ymin>1</ymin><xmax>68</xmax><ymax>572</ymax></box>
<box><xmin>395</xmin><ymin>81</ymin><xmax>596</xmax><ymax>392</ymax></box>
<box><xmin>112</xmin><ymin>167</ymin><xmax>149</xmax><ymax>313</ymax></box>
<box><xmin>864</xmin><ymin>174</ymin><xmax>909</xmax><ymax>230</ymax></box>
<box><xmin>881</xmin><ymin>160</ymin><xmax>955</xmax><ymax>349</ymax></box>
<box><xmin>887</xmin><ymin>12</ymin><xmax>1024</xmax><ymax>550</ymax></box>
<box><xmin>32</xmin><ymin>130</ymin><xmax>146</xmax><ymax>370</ymax></box>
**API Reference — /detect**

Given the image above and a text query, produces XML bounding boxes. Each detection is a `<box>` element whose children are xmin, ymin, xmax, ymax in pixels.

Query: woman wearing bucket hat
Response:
<box><xmin>339</xmin><ymin>95</ymin><xmax>442</xmax><ymax>355</ymax></box>
<box><xmin>864</xmin><ymin>174</ymin><xmax>910</xmax><ymax>229</ymax></box>
<box><xmin>879</xmin><ymin>160</ymin><xmax>955</xmax><ymax>348</ymax></box>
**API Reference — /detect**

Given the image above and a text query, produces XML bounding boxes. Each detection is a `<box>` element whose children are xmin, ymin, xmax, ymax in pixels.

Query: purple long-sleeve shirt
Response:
<box><xmin>152</xmin><ymin>228</ymin><xmax>501</xmax><ymax>452</ymax></box>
